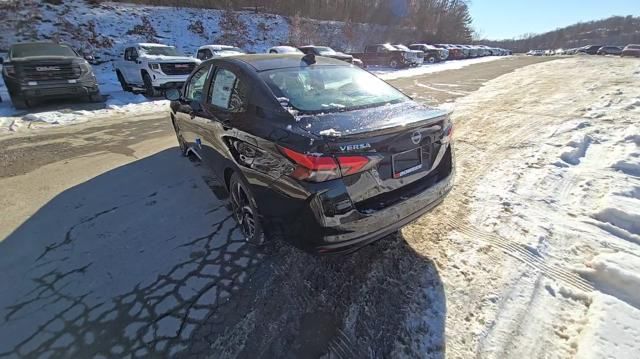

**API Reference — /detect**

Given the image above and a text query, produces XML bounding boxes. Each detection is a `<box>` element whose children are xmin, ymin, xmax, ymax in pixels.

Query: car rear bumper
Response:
<box><xmin>258</xmin><ymin>144</ymin><xmax>455</xmax><ymax>253</ymax></box>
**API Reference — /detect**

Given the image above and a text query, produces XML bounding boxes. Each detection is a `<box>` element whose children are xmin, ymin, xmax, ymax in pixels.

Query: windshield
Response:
<box><xmin>140</xmin><ymin>46</ymin><xmax>182</xmax><ymax>56</ymax></box>
<box><xmin>315</xmin><ymin>47</ymin><xmax>336</xmax><ymax>55</ymax></box>
<box><xmin>261</xmin><ymin>65</ymin><xmax>408</xmax><ymax>113</ymax></box>
<box><xmin>394</xmin><ymin>45</ymin><xmax>410</xmax><ymax>51</ymax></box>
<box><xmin>10</xmin><ymin>43</ymin><xmax>77</xmax><ymax>58</ymax></box>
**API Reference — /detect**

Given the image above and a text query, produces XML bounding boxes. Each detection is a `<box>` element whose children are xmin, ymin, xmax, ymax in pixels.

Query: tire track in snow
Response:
<box><xmin>446</xmin><ymin>219</ymin><xmax>593</xmax><ymax>292</ymax></box>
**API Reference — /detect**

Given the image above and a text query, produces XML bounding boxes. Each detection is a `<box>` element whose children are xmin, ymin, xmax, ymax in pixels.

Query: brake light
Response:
<box><xmin>278</xmin><ymin>146</ymin><xmax>372</xmax><ymax>182</ymax></box>
<box><xmin>337</xmin><ymin>156</ymin><xmax>370</xmax><ymax>176</ymax></box>
<box><xmin>279</xmin><ymin>146</ymin><xmax>341</xmax><ymax>182</ymax></box>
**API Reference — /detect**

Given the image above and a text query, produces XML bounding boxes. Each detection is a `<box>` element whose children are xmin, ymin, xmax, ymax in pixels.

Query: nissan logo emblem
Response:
<box><xmin>411</xmin><ymin>131</ymin><xmax>422</xmax><ymax>145</ymax></box>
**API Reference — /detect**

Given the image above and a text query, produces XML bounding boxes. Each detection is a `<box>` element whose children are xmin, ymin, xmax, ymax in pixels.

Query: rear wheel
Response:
<box><xmin>427</xmin><ymin>56</ymin><xmax>436</xmax><ymax>64</ymax></box>
<box><xmin>142</xmin><ymin>72</ymin><xmax>160</xmax><ymax>98</ymax></box>
<box><xmin>389</xmin><ymin>59</ymin><xmax>399</xmax><ymax>68</ymax></box>
<box><xmin>229</xmin><ymin>172</ymin><xmax>265</xmax><ymax>245</ymax></box>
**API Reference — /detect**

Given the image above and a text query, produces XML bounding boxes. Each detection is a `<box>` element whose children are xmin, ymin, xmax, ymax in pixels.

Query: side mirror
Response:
<box><xmin>165</xmin><ymin>88</ymin><xmax>181</xmax><ymax>101</ymax></box>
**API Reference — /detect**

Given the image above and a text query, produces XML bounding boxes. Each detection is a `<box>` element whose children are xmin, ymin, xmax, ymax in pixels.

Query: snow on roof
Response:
<box><xmin>198</xmin><ymin>45</ymin><xmax>236</xmax><ymax>51</ymax></box>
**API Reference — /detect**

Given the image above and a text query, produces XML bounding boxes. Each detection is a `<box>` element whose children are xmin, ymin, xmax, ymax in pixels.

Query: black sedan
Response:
<box><xmin>165</xmin><ymin>54</ymin><xmax>454</xmax><ymax>253</ymax></box>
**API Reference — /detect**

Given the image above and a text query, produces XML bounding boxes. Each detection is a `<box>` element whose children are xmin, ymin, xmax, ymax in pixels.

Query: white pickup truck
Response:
<box><xmin>113</xmin><ymin>43</ymin><xmax>199</xmax><ymax>97</ymax></box>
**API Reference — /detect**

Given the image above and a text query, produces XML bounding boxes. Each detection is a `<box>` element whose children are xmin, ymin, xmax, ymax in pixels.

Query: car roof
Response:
<box><xmin>199</xmin><ymin>45</ymin><xmax>238</xmax><ymax>51</ymax></box>
<box><xmin>129</xmin><ymin>43</ymin><xmax>172</xmax><ymax>48</ymax></box>
<box><xmin>214</xmin><ymin>54</ymin><xmax>349</xmax><ymax>72</ymax></box>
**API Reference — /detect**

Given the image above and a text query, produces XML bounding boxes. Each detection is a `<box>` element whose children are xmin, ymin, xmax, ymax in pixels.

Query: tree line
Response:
<box><xmin>479</xmin><ymin>15</ymin><xmax>640</xmax><ymax>53</ymax></box>
<box><xmin>114</xmin><ymin>0</ymin><xmax>474</xmax><ymax>43</ymax></box>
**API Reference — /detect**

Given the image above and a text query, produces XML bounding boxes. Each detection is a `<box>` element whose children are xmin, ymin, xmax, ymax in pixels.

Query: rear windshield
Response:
<box><xmin>140</xmin><ymin>46</ymin><xmax>182</xmax><ymax>56</ymax></box>
<box><xmin>10</xmin><ymin>43</ymin><xmax>77</xmax><ymax>58</ymax></box>
<box><xmin>260</xmin><ymin>65</ymin><xmax>408</xmax><ymax>113</ymax></box>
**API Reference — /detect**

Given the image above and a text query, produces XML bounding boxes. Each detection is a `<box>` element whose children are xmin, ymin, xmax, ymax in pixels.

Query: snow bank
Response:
<box><xmin>578</xmin><ymin>252</ymin><xmax>640</xmax><ymax>309</ymax></box>
<box><xmin>575</xmin><ymin>293</ymin><xmax>640</xmax><ymax>359</ymax></box>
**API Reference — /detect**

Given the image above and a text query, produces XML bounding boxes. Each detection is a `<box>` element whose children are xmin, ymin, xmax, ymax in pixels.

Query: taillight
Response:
<box><xmin>279</xmin><ymin>146</ymin><xmax>373</xmax><ymax>182</ymax></box>
<box><xmin>279</xmin><ymin>146</ymin><xmax>341</xmax><ymax>182</ymax></box>
<box><xmin>336</xmin><ymin>156</ymin><xmax>369</xmax><ymax>176</ymax></box>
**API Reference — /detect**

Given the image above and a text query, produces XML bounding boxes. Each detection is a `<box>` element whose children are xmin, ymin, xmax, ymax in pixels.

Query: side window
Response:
<box><xmin>197</xmin><ymin>49</ymin><xmax>211</xmax><ymax>60</ymax></box>
<box><xmin>185</xmin><ymin>65</ymin><xmax>211</xmax><ymax>102</ymax></box>
<box><xmin>124</xmin><ymin>48</ymin><xmax>132</xmax><ymax>61</ymax></box>
<box><xmin>209</xmin><ymin>68</ymin><xmax>238</xmax><ymax>110</ymax></box>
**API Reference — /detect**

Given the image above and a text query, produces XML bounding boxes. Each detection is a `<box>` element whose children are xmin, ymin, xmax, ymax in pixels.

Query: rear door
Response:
<box><xmin>173</xmin><ymin>64</ymin><xmax>213</xmax><ymax>153</ymax></box>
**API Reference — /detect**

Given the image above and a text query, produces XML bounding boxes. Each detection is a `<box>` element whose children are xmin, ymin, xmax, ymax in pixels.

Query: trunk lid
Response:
<box><xmin>295</xmin><ymin>101</ymin><xmax>451</xmax><ymax>204</ymax></box>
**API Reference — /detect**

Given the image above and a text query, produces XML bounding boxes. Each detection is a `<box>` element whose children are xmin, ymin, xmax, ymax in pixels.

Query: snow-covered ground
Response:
<box><xmin>374</xmin><ymin>56</ymin><xmax>507</xmax><ymax>80</ymax></box>
<box><xmin>419</xmin><ymin>56</ymin><xmax>640</xmax><ymax>357</ymax></box>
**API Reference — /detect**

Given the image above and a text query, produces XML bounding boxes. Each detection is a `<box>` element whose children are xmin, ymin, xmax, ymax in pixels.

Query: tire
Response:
<box><xmin>88</xmin><ymin>92</ymin><xmax>103</xmax><ymax>103</ymax></box>
<box><xmin>427</xmin><ymin>56</ymin><xmax>436</xmax><ymax>64</ymax></box>
<box><xmin>142</xmin><ymin>72</ymin><xmax>160</xmax><ymax>98</ymax></box>
<box><xmin>117</xmin><ymin>71</ymin><xmax>132</xmax><ymax>92</ymax></box>
<box><xmin>389</xmin><ymin>59</ymin><xmax>399</xmax><ymax>68</ymax></box>
<box><xmin>9</xmin><ymin>94</ymin><xmax>28</xmax><ymax>110</ymax></box>
<box><xmin>229</xmin><ymin>172</ymin><xmax>265</xmax><ymax>245</ymax></box>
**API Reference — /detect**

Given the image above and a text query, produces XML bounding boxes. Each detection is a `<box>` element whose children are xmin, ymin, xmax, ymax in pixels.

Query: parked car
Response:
<box><xmin>578</xmin><ymin>45</ymin><xmax>603</xmax><ymax>55</ymax></box>
<box><xmin>555</xmin><ymin>48</ymin><xmax>566</xmax><ymax>55</ymax></box>
<box><xmin>409</xmin><ymin>44</ymin><xmax>446</xmax><ymax>63</ymax></box>
<box><xmin>597</xmin><ymin>46</ymin><xmax>623</xmax><ymax>56</ymax></box>
<box><xmin>392</xmin><ymin>44</ymin><xmax>424</xmax><ymax>66</ymax></box>
<box><xmin>436</xmin><ymin>44</ymin><xmax>464</xmax><ymax>60</ymax></box>
<box><xmin>298</xmin><ymin>45</ymin><xmax>363</xmax><ymax>67</ymax></box>
<box><xmin>1</xmin><ymin>42</ymin><xmax>101</xmax><ymax>109</ymax></box>
<box><xmin>621</xmin><ymin>44</ymin><xmax>640</xmax><ymax>57</ymax></box>
<box><xmin>527</xmin><ymin>50</ymin><xmax>544</xmax><ymax>56</ymax></box>
<box><xmin>164</xmin><ymin>54</ymin><xmax>454</xmax><ymax>252</ymax></box>
<box><xmin>114</xmin><ymin>43</ymin><xmax>198</xmax><ymax>97</ymax></box>
<box><xmin>196</xmin><ymin>45</ymin><xmax>246</xmax><ymax>60</ymax></box>
<box><xmin>268</xmin><ymin>46</ymin><xmax>302</xmax><ymax>54</ymax></box>
<box><xmin>350</xmin><ymin>43</ymin><xmax>414</xmax><ymax>68</ymax></box>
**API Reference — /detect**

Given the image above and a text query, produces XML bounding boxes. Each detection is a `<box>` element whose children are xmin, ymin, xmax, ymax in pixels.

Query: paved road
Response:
<box><xmin>0</xmin><ymin>56</ymin><xmax>554</xmax><ymax>358</ymax></box>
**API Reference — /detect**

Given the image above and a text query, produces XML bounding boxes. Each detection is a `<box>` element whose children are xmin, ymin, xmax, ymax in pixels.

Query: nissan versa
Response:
<box><xmin>166</xmin><ymin>54</ymin><xmax>455</xmax><ymax>253</ymax></box>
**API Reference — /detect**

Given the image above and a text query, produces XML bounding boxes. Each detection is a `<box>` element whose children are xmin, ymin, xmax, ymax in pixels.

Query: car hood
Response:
<box><xmin>140</xmin><ymin>55</ymin><xmax>198</xmax><ymax>62</ymax></box>
<box><xmin>8</xmin><ymin>56</ymin><xmax>80</xmax><ymax>63</ymax></box>
<box><xmin>294</xmin><ymin>101</ymin><xmax>448</xmax><ymax>138</ymax></box>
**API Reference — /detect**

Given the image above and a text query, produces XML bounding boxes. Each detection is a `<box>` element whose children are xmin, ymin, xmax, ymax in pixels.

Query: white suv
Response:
<box><xmin>195</xmin><ymin>45</ymin><xmax>246</xmax><ymax>60</ymax></box>
<box><xmin>114</xmin><ymin>43</ymin><xmax>199</xmax><ymax>97</ymax></box>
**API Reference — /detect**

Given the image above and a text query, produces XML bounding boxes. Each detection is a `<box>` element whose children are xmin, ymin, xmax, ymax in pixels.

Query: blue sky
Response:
<box><xmin>470</xmin><ymin>0</ymin><xmax>640</xmax><ymax>40</ymax></box>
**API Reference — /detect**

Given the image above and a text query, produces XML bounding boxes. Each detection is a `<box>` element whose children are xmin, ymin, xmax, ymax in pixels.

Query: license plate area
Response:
<box><xmin>392</xmin><ymin>147</ymin><xmax>422</xmax><ymax>178</ymax></box>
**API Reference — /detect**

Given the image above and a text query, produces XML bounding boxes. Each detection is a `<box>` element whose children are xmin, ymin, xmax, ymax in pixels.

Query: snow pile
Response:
<box><xmin>575</xmin><ymin>294</ymin><xmax>640</xmax><ymax>359</ymax></box>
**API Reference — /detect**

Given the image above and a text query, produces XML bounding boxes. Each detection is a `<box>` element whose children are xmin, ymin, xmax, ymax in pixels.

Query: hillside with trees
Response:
<box><xmin>115</xmin><ymin>0</ymin><xmax>474</xmax><ymax>43</ymax></box>
<box><xmin>480</xmin><ymin>15</ymin><xmax>640</xmax><ymax>52</ymax></box>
